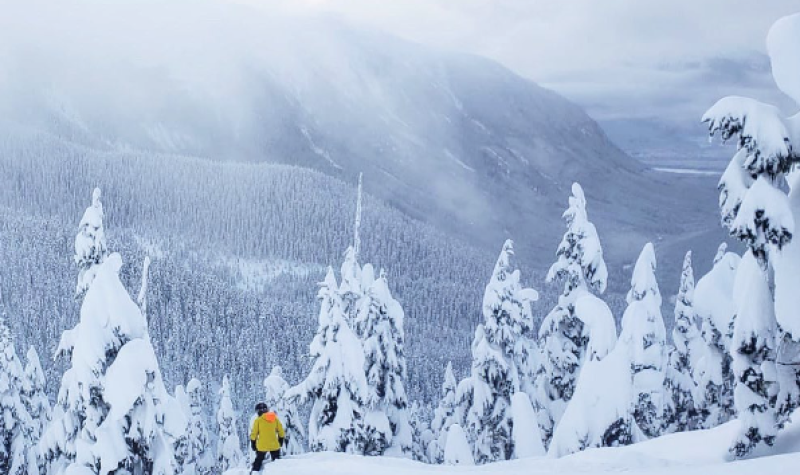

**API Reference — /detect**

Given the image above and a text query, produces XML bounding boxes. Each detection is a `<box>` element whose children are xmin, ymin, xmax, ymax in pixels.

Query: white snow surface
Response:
<box><xmin>224</xmin><ymin>417</ymin><xmax>800</xmax><ymax>474</ymax></box>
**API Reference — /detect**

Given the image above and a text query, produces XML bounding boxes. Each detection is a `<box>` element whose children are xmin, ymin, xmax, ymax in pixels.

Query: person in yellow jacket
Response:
<box><xmin>250</xmin><ymin>402</ymin><xmax>285</xmax><ymax>473</ymax></box>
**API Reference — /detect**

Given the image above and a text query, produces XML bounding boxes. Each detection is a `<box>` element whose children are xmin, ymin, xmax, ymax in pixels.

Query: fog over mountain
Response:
<box><xmin>0</xmin><ymin>0</ymin><xmax>726</xmax><ymax>404</ymax></box>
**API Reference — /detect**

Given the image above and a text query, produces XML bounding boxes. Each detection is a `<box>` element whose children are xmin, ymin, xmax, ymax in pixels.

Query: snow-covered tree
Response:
<box><xmin>693</xmin><ymin>244</ymin><xmax>739</xmax><ymax>428</ymax></box>
<box><xmin>74</xmin><ymin>187</ymin><xmax>108</xmax><ymax>299</ymax></box>
<box><xmin>357</xmin><ymin>270</ymin><xmax>411</xmax><ymax>457</ymax></box>
<box><xmin>428</xmin><ymin>362</ymin><xmax>458</xmax><ymax>464</ymax></box>
<box><xmin>663</xmin><ymin>251</ymin><xmax>703</xmax><ymax>433</ymax></box>
<box><xmin>42</xmin><ymin>253</ymin><xmax>175</xmax><ymax>475</ymax></box>
<box><xmin>408</xmin><ymin>402</ymin><xmax>432</xmax><ymax>463</ymax></box>
<box><xmin>443</xmin><ymin>424</ymin><xmax>473</xmax><ymax>466</ymax></box>
<box><xmin>730</xmin><ymin>252</ymin><xmax>780</xmax><ymax>457</ymax></box>
<box><xmin>264</xmin><ymin>366</ymin><xmax>305</xmax><ymax>455</ymax></box>
<box><xmin>619</xmin><ymin>243</ymin><xmax>666</xmax><ymax>439</ymax></box>
<box><xmin>538</xmin><ymin>183</ymin><xmax>614</xmax><ymax>443</ymax></box>
<box><xmin>21</xmin><ymin>346</ymin><xmax>50</xmax><ymax>475</ymax></box>
<box><xmin>182</xmin><ymin>378</ymin><xmax>213</xmax><ymax>475</ymax></box>
<box><xmin>285</xmin><ymin>268</ymin><xmax>367</xmax><ymax>453</ymax></box>
<box><xmin>456</xmin><ymin>240</ymin><xmax>538</xmax><ymax>463</ymax></box>
<box><xmin>702</xmin><ymin>15</ymin><xmax>800</xmax><ymax>454</ymax></box>
<box><xmin>549</xmin><ymin>346</ymin><xmax>635</xmax><ymax>457</ymax></box>
<box><xmin>216</xmin><ymin>376</ymin><xmax>242</xmax><ymax>473</ymax></box>
<box><xmin>0</xmin><ymin>317</ymin><xmax>32</xmax><ymax>475</ymax></box>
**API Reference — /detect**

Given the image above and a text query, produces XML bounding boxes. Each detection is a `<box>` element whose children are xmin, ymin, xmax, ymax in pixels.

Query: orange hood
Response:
<box><xmin>263</xmin><ymin>412</ymin><xmax>277</xmax><ymax>422</ymax></box>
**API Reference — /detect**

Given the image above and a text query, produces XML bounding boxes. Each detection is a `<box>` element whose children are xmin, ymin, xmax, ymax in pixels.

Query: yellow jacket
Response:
<box><xmin>251</xmin><ymin>412</ymin><xmax>285</xmax><ymax>452</ymax></box>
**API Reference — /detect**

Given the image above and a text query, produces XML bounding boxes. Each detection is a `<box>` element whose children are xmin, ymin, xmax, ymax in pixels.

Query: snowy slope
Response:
<box><xmin>228</xmin><ymin>421</ymin><xmax>798</xmax><ymax>475</ymax></box>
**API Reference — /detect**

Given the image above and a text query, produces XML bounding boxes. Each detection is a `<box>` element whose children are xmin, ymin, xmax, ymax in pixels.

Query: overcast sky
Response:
<box><xmin>243</xmin><ymin>0</ymin><xmax>799</xmax><ymax>127</ymax></box>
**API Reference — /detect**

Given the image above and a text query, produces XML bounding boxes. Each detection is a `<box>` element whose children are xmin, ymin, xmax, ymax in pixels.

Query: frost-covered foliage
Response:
<box><xmin>286</xmin><ymin>268</ymin><xmax>367</xmax><ymax>453</ymax></box>
<box><xmin>0</xmin><ymin>317</ymin><xmax>32</xmax><ymax>475</ymax></box>
<box><xmin>216</xmin><ymin>376</ymin><xmax>243</xmax><ymax>473</ymax></box>
<box><xmin>729</xmin><ymin>252</ymin><xmax>779</xmax><ymax>458</ymax></box>
<box><xmin>693</xmin><ymin>245</ymin><xmax>739</xmax><ymax>428</ymax></box>
<box><xmin>443</xmin><ymin>424</ymin><xmax>473</xmax><ymax>466</ymax></box>
<box><xmin>538</xmin><ymin>184</ymin><xmax>612</xmax><ymax>443</ymax></box>
<box><xmin>546</xmin><ymin>183</ymin><xmax>608</xmax><ymax>295</ymax></box>
<box><xmin>182</xmin><ymin>378</ymin><xmax>214</xmax><ymax>475</ymax></box>
<box><xmin>42</xmin><ymin>253</ymin><xmax>175</xmax><ymax>475</ymax></box>
<box><xmin>456</xmin><ymin>240</ymin><xmax>538</xmax><ymax>464</ymax></box>
<box><xmin>663</xmin><ymin>251</ymin><xmax>703</xmax><ymax>433</ymax></box>
<box><xmin>74</xmin><ymin>188</ymin><xmax>108</xmax><ymax>299</ymax></box>
<box><xmin>702</xmin><ymin>13</ymin><xmax>800</xmax><ymax>456</ymax></box>
<box><xmin>357</xmin><ymin>270</ymin><xmax>411</xmax><ymax>457</ymax></box>
<box><xmin>620</xmin><ymin>243</ymin><xmax>666</xmax><ymax>439</ymax></box>
<box><xmin>21</xmin><ymin>346</ymin><xmax>50</xmax><ymax>475</ymax></box>
<box><xmin>263</xmin><ymin>366</ymin><xmax>305</xmax><ymax>455</ymax></box>
<box><xmin>428</xmin><ymin>362</ymin><xmax>458</xmax><ymax>464</ymax></box>
<box><xmin>549</xmin><ymin>346</ymin><xmax>634</xmax><ymax>457</ymax></box>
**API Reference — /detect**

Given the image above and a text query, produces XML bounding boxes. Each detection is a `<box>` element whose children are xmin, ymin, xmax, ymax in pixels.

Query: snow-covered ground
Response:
<box><xmin>227</xmin><ymin>419</ymin><xmax>799</xmax><ymax>475</ymax></box>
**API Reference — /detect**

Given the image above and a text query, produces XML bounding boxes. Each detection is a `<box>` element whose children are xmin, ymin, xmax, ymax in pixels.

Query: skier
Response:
<box><xmin>250</xmin><ymin>402</ymin><xmax>285</xmax><ymax>473</ymax></box>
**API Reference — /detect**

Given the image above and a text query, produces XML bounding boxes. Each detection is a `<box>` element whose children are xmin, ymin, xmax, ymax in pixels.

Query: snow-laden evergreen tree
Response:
<box><xmin>428</xmin><ymin>362</ymin><xmax>458</xmax><ymax>464</ymax></box>
<box><xmin>21</xmin><ymin>346</ymin><xmax>50</xmax><ymax>475</ymax></box>
<box><xmin>0</xmin><ymin>317</ymin><xmax>32</xmax><ymax>475</ymax></box>
<box><xmin>730</xmin><ymin>252</ymin><xmax>780</xmax><ymax>457</ymax></box>
<box><xmin>182</xmin><ymin>378</ymin><xmax>214</xmax><ymax>475</ymax></box>
<box><xmin>538</xmin><ymin>183</ymin><xmax>614</xmax><ymax>443</ymax></box>
<box><xmin>216</xmin><ymin>376</ymin><xmax>242</xmax><ymax>473</ymax></box>
<box><xmin>443</xmin><ymin>424</ymin><xmax>473</xmax><ymax>466</ymax></box>
<box><xmin>510</xmin><ymin>393</ymin><xmax>545</xmax><ymax>458</ymax></box>
<box><xmin>340</xmin><ymin>174</ymin><xmax>365</xmax><ymax>325</ymax></box>
<box><xmin>285</xmin><ymin>268</ymin><xmax>368</xmax><ymax>453</ymax></box>
<box><xmin>619</xmin><ymin>243</ymin><xmax>666</xmax><ymax>439</ymax></box>
<box><xmin>263</xmin><ymin>366</ymin><xmax>305</xmax><ymax>455</ymax></box>
<box><xmin>356</xmin><ymin>269</ymin><xmax>411</xmax><ymax>457</ymax></box>
<box><xmin>456</xmin><ymin>240</ymin><xmax>538</xmax><ymax>463</ymax></box>
<box><xmin>703</xmin><ymin>23</ymin><xmax>800</xmax><ymax>452</ymax></box>
<box><xmin>663</xmin><ymin>251</ymin><xmax>703</xmax><ymax>433</ymax></box>
<box><xmin>408</xmin><ymin>402</ymin><xmax>431</xmax><ymax>463</ymax></box>
<box><xmin>74</xmin><ymin>187</ymin><xmax>108</xmax><ymax>299</ymax></box>
<box><xmin>693</xmin><ymin>244</ymin><xmax>739</xmax><ymax>428</ymax></box>
<box><xmin>41</xmin><ymin>253</ymin><xmax>175</xmax><ymax>475</ymax></box>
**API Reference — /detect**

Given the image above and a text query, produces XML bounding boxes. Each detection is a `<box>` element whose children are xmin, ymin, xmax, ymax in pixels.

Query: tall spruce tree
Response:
<box><xmin>74</xmin><ymin>188</ymin><xmax>108</xmax><ymax>300</ymax></box>
<box><xmin>619</xmin><ymin>243</ymin><xmax>666</xmax><ymax>439</ymax></box>
<box><xmin>357</xmin><ymin>270</ymin><xmax>411</xmax><ymax>457</ymax></box>
<box><xmin>285</xmin><ymin>268</ymin><xmax>368</xmax><ymax>453</ymax></box>
<box><xmin>663</xmin><ymin>251</ymin><xmax>703</xmax><ymax>433</ymax></box>
<box><xmin>21</xmin><ymin>347</ymin><xmax>50</xmax><ymax>475</ymax></box>
<box><xmin>704</xmin><ymin>70</ymin><xmax>798</xmax><ymax>454</ymax></box>
<box><xmin>0</xmin><ymin>317</ymin><xmax>32</xmax><ymax>475</ymax></box>
<box><xmin>538</xmin><ymin>183</ymin><xmax>612</xmax><ymax>443</ymax></box>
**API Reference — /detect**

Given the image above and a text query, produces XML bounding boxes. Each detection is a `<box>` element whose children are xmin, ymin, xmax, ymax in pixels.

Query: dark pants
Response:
<box><xmin>252</xmin><ymin>450</ymin><xmax>281</xmax><ymax>471</ymax></box>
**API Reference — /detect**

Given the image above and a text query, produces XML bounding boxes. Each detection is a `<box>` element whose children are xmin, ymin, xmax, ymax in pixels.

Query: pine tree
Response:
<box><xmin>263</xmin><ymin>366</ymin><xmax>306</xmax><ymax>455</ymax></box>
<box><xmin>730</xmin><ymin>252</ymin><xmax>779</xmax><ymax>457</ymax></box>
<box><xmin>443</xmin><ymin>424</ymin><xmax>473</xmax><ymax>466</ymax></box>
<box><xmin>457</xmin><ymin>240</ymin><xmax>538</xmax><ymax>463</ymax></box>
<box><xmin>42</xmin><ymin>254</ymin><xmax>175</xmax><ymax>475</ymax></box>
<box><xmin>74</xmin><ymin>187</ymin><xmax>108</xmax><ymax>299</ymax></box>
<box><xmin>538</xmin><ymin>183</ymin><xmax>612</xmax><ymax>443</ymax></box>
<box><xmin>21</xmin><ymin>346</ymin><xmax>50</xmax><ymax>475</ymax></box>
<box><xmin>663</xmin><ymin>251</ymin><xmax>702</xmax><ymax>433</ymax></box>
<box><xmin>183</xmin><ymin>378</ymin><xmax>213</xmax><ymax>475</ymax></box>
<box><xmin>0</xmin><ymin>318</ymin><xmax>32</xmax><ymax>475</ymax></box>
<box><xmin>408</xmin><ymin>402</ymin><xmax>431</xmax><ymax>463</ymax></box>
<box><xmin>693</xmin><ymin>244</ymin><xmax>739</xmax><ymax>428</ymax></box>
<box><xmin>619</xmin><ymin>243</ymin><xmax>666</xmax><ymax>439</ymax></box>
<box><xmin>357</xmin><ymin>270</ymin><xmax>411</xmax><ymax>457</ymax></box>
<box><xmin>285</xmin><ymin>268</ymin><xmax>368</xmax><ymax>453</ymax></box>
<box><xmin>216</xmin><ymin>376</ymin><xmax>243</xmax><ymax>473</ymax></box>
<box><xmin>429</xmin><ymin>362</ymin><xmax>458</xmax><ymax>464</ymax></box>
<box><xmin>704</xmin><ymin>83</ymin><xmax>798</xmax><ymax>456</ymax></box>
